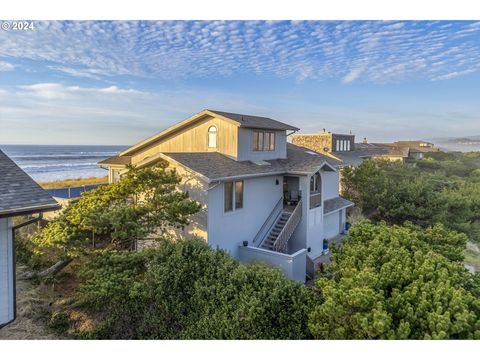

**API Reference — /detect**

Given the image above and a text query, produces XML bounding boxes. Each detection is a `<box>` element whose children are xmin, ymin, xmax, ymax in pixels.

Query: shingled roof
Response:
<box><xmin>331</xmin><ymin>142</ymin><xmax>409</xmax><ymax>166</ymax></box>
<box><xmin>208</xmin><ymin>110</ymin><xmax>299</xmax><ymax>131</ymax></box>
<box><xmin>97</xmin><ymin>155</ymin><xmax>132</xmax><ymax>166</ymax></box>
<box><xmin>161</xmin><ymin>143</ymin><xmax>340</xmax><ymax>182</ymax></box>
<box><xmin>323</xmin><ymin>196</ymin><xmax>354</xmax><ymax>215</ymax></box>
<box><xmin>0</xmin><ymin>150</ymin><xmax>59</xmax><ymax>218</ymax></box>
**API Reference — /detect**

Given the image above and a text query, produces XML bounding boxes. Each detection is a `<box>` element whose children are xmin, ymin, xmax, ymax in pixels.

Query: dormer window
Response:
<box><xmin>253</xmin><ymin>130</ymin><xmax>275</xmax><ymax>151</ymax></box>
<box><xmin>208</xmin><ymin>126</ymin><xmax>217</xmax><ymax>148</ymax></box>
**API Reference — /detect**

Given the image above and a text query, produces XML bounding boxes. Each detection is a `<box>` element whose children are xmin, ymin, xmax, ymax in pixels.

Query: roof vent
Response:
<box><xmin>251</xmin><ymin>160</ymin><xmax>271</xmax><ymax>166</ymax></box>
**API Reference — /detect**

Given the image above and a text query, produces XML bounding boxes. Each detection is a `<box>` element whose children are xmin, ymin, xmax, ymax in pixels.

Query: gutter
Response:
<box><xmin>0</xmin><ymin>203</ymin><xmax>61</xmax><ymax>219</ymax></box>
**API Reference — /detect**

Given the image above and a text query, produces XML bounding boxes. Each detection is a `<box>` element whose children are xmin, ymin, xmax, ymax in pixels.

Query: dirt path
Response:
<box><xmin>0</xmin><ymin>268</ymin><xmax>60</xmax><ymax>340</ymax></box>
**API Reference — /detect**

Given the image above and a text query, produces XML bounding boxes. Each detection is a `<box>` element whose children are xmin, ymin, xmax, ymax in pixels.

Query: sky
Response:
<box><xmin>0</xmin><ymin>20</ymin><xmax>479</xmax><ymax>145</ymax></box>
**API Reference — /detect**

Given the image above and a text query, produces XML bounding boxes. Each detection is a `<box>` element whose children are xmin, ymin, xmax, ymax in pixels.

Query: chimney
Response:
<box><xmin>363</xmin><ymin>137</ymin><xmax>368</xmax><ymax>144</ymax></box>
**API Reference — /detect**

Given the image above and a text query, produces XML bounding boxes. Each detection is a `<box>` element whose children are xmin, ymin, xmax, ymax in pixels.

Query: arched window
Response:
<box><xmin>208</xmin><ymin>126</ymin><xmax>217</xmax><ymax>148</ymax></box>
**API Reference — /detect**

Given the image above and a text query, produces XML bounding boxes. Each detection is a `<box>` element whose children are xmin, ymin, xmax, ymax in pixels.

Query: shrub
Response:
<box><xmin>309</xmin><ymin>221</ymin><xmax>480</xmax><ymax>339</ymax></box>
<box><xmin>74</xmin><ymin>238</ymin><xmax>315</xmax><ymax>339</ymax></box>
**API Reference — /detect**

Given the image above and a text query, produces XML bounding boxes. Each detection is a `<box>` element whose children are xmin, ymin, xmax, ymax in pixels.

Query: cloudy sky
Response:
<box><xmin>0</xmin><ymin>20</ymin><xmax>479</xmax><ymax>145</ymax></box>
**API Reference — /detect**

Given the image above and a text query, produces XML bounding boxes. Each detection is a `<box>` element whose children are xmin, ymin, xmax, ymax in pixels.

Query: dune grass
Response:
<box><xmin>39</xmin><ymin>176</ymin><xmax>108</xmax><ymax>189</ymax></box>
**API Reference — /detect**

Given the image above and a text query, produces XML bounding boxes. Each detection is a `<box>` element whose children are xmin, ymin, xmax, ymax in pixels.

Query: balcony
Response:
<box><xmin>309</xmin><ymin>192</ymin><xmax>322</xmax><ymax>209</ymax></box>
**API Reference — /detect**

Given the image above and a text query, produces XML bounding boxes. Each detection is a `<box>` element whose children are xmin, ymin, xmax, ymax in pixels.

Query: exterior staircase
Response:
<box><xmin>261</xmin><ymin>212</ymin><xmax>292</xmax><ymax>251</ymax></box>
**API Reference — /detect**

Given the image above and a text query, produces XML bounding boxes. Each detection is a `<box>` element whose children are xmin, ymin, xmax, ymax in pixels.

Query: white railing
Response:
<box><xmin>252</xmin><ymin>196</ymin><xmax>283</xmax><ymax>246</ymax></box>
<box><xmin>274</xmin><ymin>199</ymin><xmax>302</xmax><ymax>253</ymax></box>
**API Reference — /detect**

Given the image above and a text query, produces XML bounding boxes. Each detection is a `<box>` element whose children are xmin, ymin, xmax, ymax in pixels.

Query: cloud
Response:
<box><xmin>0</xmin><ymin>21</ymin><xmax>479</xmax><ymax>83</ymax></box>
<box><xmin>17</xmin><ymin>83</ymin><xmax>148</xmax><ymax>99</ymax></box>
<box><xmin>342</xmin><ymin>60</ymin><xmax>369</xmax><ymax>83</ymax></box>
<box><xmin>432</xmin><ymin>68</ymin><xmax>477</xmax><ymax>81</ymax></box>
<box><xmin>0</xmin><ymin>60</ymin><xmax>15</xmax><ymax>71</ymax></box>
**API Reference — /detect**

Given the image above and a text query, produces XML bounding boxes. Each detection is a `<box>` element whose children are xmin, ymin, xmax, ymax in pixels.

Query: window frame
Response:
<box><xmin>252</xmin><ymin>130</ymin><xmax>276</xmax><ymax>151</ymax></box>
<box><xmin>224</xmin><ymin>180</ymin><xmax>244</xmax><ymax>213</ymax></box>
<box><xmin>310</xmin><ymin>173</ymin><xmax>321</xmax><ymax>193</ymax></box>
<box><xmin>208</xmin><ymin>125</ymin><xmax>217</xmax><ymax>149</ymax></box>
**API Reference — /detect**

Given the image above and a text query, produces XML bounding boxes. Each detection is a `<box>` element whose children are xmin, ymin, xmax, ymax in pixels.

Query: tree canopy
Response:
<box><xmin>309</xmin><ymin>221</ymin><xmax>480</xmax><ymax>339</ymax></box>
<box><xmin>55</xmin><ymin>239</ymin><xmax>315</xmax><ymax>339</ymax></box>
<box><xmin>342</xmin><ymin>154</ymin><xmax>480</xmax><ymax>243</ymax></box>
<box><xmin>32</xmin><ymin>161</ymin><xmax>201</xmax><ymax>258</ymax></box>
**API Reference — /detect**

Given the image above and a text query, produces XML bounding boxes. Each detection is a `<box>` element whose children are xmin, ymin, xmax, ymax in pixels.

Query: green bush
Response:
<box><xmin>309</xmin><ymin>221</ymin><xmax>480</xmax><ymax>339</ymax></box>
<box><xmin>75</xmin><ymin>239</ymin><xmax>315</xmax><ymax>339</ymax></box>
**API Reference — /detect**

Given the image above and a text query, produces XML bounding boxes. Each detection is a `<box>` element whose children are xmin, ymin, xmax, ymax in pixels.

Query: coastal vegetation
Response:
<box><xmin>52</xmin><ymin>240</ymin><xmax>313</xmax><ymax>339</ymax></box>
<box><xmin>38</xmin><ymin>176</ymin><xmax>108</xmax><ymax>189</ymax></box>
<box><xmin>342</xmin><ymin>152</ymin><xmax>480</xmax><ymax>244</ymax></box>
<box><xmin>309</xmin><ymin>221</ymin><xmax>480</xmax><ymax>339</ymax></box>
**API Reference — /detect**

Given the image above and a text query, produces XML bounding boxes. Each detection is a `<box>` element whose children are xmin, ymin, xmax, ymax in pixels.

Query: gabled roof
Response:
<box><xmin>120</xmin><ymin>109</ymin><xmax>299</xmax><ymax>156</ymax></box>
<box><xmin>160</xmin><ymin>143</ymin><xmax>340</xmax><ymax>182</ymax></box>
<box><xmin>0</xmin><ymin>150</ymin><xmax>59</xmax><ymax>218</ymax></box>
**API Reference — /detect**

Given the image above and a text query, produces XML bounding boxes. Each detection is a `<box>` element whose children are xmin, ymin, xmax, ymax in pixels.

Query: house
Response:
<box><xmin>0</xmin><ymin>150</ymin><xmax>59</xmax><ymax>328</ymax></box>
<box><xmin>291</xmin><ymin>130</ymin><xmax>409</xmax><ymax>167</ymax></box>
<box><xmin>390</xmin><ymin>140</ymin><xmax>439</xmax><ymax>159</ymax></box>
<box><xmin>98</xmin><ymin>110</ymin><xmax>353</xmax><ymax>282</ymax></box>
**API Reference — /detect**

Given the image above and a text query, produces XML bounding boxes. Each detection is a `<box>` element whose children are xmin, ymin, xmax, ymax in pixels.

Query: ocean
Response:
<box><xmin>0</xmin><ymin>145</ymin><xmax>127</xmax><ymax>183</ymax></box>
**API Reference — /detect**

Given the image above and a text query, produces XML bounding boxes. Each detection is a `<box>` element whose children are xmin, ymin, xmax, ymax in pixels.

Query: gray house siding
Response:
<box><xmin>0</xmin><ymin>218</ymin><xmax>14</xmax><ymax>327</ymax></box>
<box><xmin>322</xmin><ymin>170</ymin><xmax>340</xmax><ymax>200</ymax></box>
<box><xmin>207</xmin><ymin>175</ymin><xmax>283</xmax><ymax>258</ymax></box>
<box><xmin>237</xmin><ymin>128</ymin><xmax>287</xmax><ymax>161</ymax></box>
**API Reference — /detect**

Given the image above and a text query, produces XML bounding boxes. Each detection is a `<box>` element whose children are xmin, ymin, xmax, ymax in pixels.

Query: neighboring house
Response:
<box><xmin>0</xmin><ymin>150</ymin><xmax>59</xmax><ymax>328</ymax></box>
<box><xmin>389</xmin><ymin>140</ymin><xmax>439</xmax><ymax>160</ymax></box>
<box><xmin>291</xmin><ymin>131</ymin><xmax>409</xmax><ymax>167</ymax></box>
<box><xmin>98</xmin><ymin>109</ymin><xmax>353</xmax><ymax>282</ymax></box>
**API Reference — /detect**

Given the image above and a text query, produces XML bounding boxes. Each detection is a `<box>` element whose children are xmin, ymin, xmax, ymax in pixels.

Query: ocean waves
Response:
<box><xmin>0</xmin><ymin>144</ymin><xmax>127</xmax><ymax>182</ymax></box>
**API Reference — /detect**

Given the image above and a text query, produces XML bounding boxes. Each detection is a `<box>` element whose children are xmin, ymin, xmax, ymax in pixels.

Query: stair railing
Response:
<box><xmin>273</xmin><ymin>199</ymin><xmax>302</xmax><ymax>253</ymax></box>
<box><xmin>252</xmin><ymin>196</ymin><xmax>283</xmax><ymax>247</ymax></box>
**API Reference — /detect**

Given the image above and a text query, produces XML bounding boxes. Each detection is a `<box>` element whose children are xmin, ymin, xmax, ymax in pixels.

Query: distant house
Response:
<box><xmin>291</xmin><ymin>130</ymin><xmax>409</xmax><ymax>167</ymax></box>
<box><xmin>0</xmin><ymin>150</ymin><xmax>59</xmax><ymax>328</ymax></box>
<box><xmin>98</xmin><ymin>110</ymin><xmax>353</xmax><ymax>282</ymax></box>
<box><xmin>389</xmin><ymin>140</ymin><xmax>439</xmax><ymax>159</ymax></box>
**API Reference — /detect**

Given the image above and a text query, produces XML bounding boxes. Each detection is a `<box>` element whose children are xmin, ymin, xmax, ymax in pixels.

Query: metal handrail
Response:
<box><xmin>252</xmin><ymin>196</ymin><xmax>283</xmax><ymax>246</ymax></box>
<box><xmin>274</xmin><ymin>199</ymin><xmax>302</xmax><ymax>253</ymax></box>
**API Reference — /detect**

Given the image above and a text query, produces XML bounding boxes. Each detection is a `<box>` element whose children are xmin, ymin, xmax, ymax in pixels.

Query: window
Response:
<box><xmin>346</xmin><ymin>140</ymin><xmax>351</xmax><ymax>151</ymax></box>
<box><xmin>224</xmin><ymin>181</ymin><xmax>233</xmax><ymax>212</ymax></box>
<box><xmin>208</xmin><ymin>126</ymin><xmax>217</xmax><ymax>148</ymax></box>
<box><xmin>235</xmin><ymin>180</ymin><xmax>244</xmax><ymax>209</ymax></box>
<box><xmin>310</xmin><ymin>173</ymin><xmax>321</xmax><ymax>193</ymax></box>
<box><xmin>253</xmin><ymin>130</ymin><xmax>275</xmax><ymax>151</ymax></box>
<box><xmin>224</xmin><ymin>180</ymin><xmax>244</xmax><ymax>212</ymax></box>
<box><xmin>268</xmin><ymin>132</ymin><xmax>275</xmax><ymax>151</ymax></box>
<box><xmin>336</xmin><ymin>139</ymin><xmax>340</xmax><ymax>151</ymax></box>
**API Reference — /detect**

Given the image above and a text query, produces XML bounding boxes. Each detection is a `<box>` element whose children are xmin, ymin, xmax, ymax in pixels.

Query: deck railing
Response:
<box><xmin>274</xmin><ymin>199</ymin><xmax>302</xmax><ymax>253</ymax></box>
<box><xmin>252</xmin><ymin>196</ymin><xmax>283</xmax><ymax>246</ymax></box>
<box><xmin>309</xmin><ymin>192</ymin><xmax>322</xmax><ymax>209</ymax></box>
